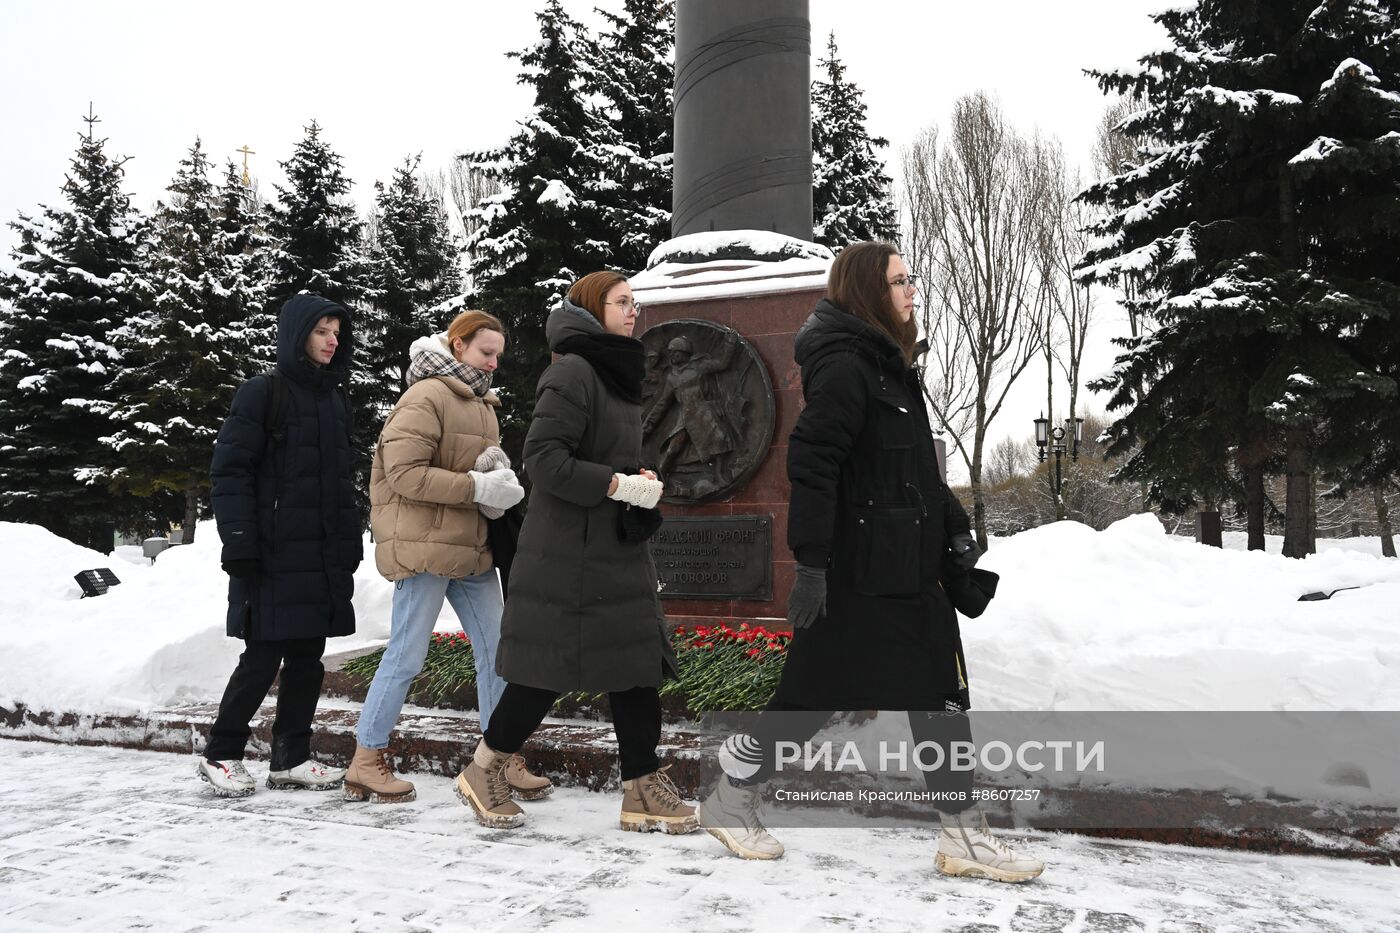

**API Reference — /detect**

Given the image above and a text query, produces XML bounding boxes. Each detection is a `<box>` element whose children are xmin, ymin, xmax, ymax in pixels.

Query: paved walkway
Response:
<box><xmin>1</xmin><ymin>741</ymin><xmax>1395</xmax><ymax>932</ymax></box>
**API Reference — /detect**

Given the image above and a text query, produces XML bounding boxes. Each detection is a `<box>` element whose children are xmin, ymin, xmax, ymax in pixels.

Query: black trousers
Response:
<box><xmin>737</xmin><ymin>692</ymin><xmax>976</xmax><ymax>814</ymax></box>
<box><xmin>204</xmin><ymin>637</ymin><xmax>327</xmax><ymax>771</ymax></box>
<box><xmin>485</xmin><ymin>683</ymin><xmax>662</xmax><ymax>781</ymax></box>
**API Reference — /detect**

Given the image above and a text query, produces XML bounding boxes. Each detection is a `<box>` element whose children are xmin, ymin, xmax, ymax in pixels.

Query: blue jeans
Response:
<box><xmin>356</xmin><ymin>570</ymin><xmax>505</xmax><ymax>748</ymax></box>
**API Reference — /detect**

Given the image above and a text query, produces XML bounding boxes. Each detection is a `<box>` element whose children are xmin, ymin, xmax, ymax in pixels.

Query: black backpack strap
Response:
<box><xmin>338</xmin><ymin>380</ymin><xmax>355</xmax><ymax>441</ymax></box>
<box><xmin>261</xmin><ymin>370</ymin><xmax>289</xmax><ymax>450</ymax></box>
<box><xmin>261</xmin><ymin>369</ymin><xmax>353</xmax><ymax>448</ymax></box>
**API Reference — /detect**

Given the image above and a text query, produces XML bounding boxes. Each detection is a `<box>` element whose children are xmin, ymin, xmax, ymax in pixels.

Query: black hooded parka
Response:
<box><xmin>777</xmin><ymin>300</ymin><xmax>974</xmax><ymax>710</ymax></box>
<box><xmin>211</xmin><ymin>294</ymin><xmax>363</xmax><ymax>641</ymax></box>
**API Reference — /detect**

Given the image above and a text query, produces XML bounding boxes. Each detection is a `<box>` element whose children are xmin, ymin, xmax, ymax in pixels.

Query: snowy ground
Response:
<box><xmin>2</xmin><ymin>741</ymin><xmax>1397</xmax><ymax>933</ymax></box>
<box><xmin>2</xmin><ymin>515</ymin><xmax>1398</xmax><ymax>716</ymax></box>
<box><xmin>4</xmin><ymin>516</ymin><xmax>1398</xmax><ymax>930</ymax></box>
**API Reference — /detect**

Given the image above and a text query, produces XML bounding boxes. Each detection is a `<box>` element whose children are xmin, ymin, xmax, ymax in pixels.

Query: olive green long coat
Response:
<box><xmin>495</xmin><ymin>304</ymin><xmax>677</xmax><ymax>693</ymax></box>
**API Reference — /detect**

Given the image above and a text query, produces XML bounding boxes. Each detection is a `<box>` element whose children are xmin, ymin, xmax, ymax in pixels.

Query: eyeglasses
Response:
<box><xmin>610</xmin><ymin>298</ymin><xmax>643</xmax><ymax>314</ymax></box>
<box><xmin>888</xmin><ymin>275</ymin><xmax>920</xmax><ymax>291</ymax></box>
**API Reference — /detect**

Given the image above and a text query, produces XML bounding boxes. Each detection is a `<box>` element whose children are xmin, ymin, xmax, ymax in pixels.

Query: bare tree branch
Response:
<box><xmin>900</xmin><ymin>92</ymin><xmax>1049</xmax><ymax>544</ymax></box>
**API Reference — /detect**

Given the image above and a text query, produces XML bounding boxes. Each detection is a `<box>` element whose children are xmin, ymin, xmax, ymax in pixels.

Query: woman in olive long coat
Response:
<box><xmin>494</xmin><ymin>306</ymin><xmax>675</xmax><ymax>694</ymax></box>
<box><xmin>453</xmin><ymin>271</ymin><xmax>697</xmax><ymax>837</ymax></box>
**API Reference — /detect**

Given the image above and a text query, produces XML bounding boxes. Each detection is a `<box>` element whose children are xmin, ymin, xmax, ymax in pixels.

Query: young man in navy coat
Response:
<box><xmin>197</xmin><ymin>294</ymin><xmax>362</xmax><ymax>796</ymax></box>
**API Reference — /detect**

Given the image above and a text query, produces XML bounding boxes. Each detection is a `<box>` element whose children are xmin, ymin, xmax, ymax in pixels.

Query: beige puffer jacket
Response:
<box><xmin>370</xmin><ymin>361</ymin><xmax>501</xmax><ymax>581</ymax></box>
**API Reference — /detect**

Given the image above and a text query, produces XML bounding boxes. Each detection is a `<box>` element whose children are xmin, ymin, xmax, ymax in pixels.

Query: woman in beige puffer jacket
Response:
<box><xmin>370</xmin><ymin>342</ymin><xmax>502</xmax><ymax>581</ymax></box>
<box><xmin>345</xmin><ymin>310</ymin><xmax>551</xmax><ymax>804</ymax></box>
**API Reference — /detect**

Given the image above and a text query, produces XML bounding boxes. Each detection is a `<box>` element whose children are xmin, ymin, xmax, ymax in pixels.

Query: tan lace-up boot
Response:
<box><xmin>620</xmin><ymin>764</ymin><xmax>699</xmax><ymax>834</ymax></box>
<box><xmin>343</xmin><ymin>745</ymin><xmax>416</xmax><ymax>803</ymax></box>
<box><xmin>455</xmin><ymin>740</ymin><xmax>526</xmax><ymax>828</ymax></box>
<box><xmin>504</xmin><ymin>754</ymin><xmax>554</xmax><ymax>800</ymax></box>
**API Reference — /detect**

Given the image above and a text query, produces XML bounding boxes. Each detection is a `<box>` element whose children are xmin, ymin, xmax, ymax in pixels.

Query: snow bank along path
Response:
<box><xmin>0</xmin><ymin>513</ymin><xmax>1397</xmax><ymax>715</ymax></box>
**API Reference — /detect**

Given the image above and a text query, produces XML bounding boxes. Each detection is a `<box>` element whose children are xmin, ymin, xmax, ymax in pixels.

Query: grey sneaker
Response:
<box><xmin>265</xmin><ymin>759</ymin><xmax>346</xmax><ymax>790</ymax></box>
<box><xmin>195</xmin><ymin>757</ymin><xmax>256</xmax><ymax>798</ymax></box>
<box><xmin>936</xmin><ymin>808</ymin><xmax>1044</xmax><ymax>883</ymax></box>
<box><xmin>698</xmin><ymin>777</ymin><xmax>784</xmax><ymax>859</ymax></box>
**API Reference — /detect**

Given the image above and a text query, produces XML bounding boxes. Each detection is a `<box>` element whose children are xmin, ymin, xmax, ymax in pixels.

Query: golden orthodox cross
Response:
<box><xmin>236</xmin><ymin>145</ymin><xmax>256</xmax><ymax>187</ymax></box>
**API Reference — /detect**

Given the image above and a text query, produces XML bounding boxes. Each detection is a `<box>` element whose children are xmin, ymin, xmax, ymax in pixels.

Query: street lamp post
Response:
<box><xmin>1034</xmin><ymin>414</ymin><xmax>1084</xmax><ymax>516</ymax></box>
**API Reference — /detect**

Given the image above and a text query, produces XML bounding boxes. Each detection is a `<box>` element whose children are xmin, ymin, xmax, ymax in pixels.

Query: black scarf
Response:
<box><xmin>555</xmin><ymin>332</ymin><xmax>645</xmax><ymax>404</ymax></box>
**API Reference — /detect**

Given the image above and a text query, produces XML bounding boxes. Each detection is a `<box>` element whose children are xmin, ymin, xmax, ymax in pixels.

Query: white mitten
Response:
<box><xmin>473</xmin><ymin>447</ymin><xmax>513</xmax><ymax>517</ymax></box>
<box><xmin>608</xmin><ymin>473</ymin><xmax>663</xmax><ymax>510</ymax></box>
<box><xmin>469</xmin><ymin>469</ymin><xmax>524</xmax><ymax>513</ymax></box>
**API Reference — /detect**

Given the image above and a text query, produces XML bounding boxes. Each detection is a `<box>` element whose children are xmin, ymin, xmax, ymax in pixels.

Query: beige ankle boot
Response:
<box><xmin>504</xmin><ymin>753</ymin><xmax>554</xmax><ymax>800</ymax></box>
<box><xmin>455</xmin><ymin>741</ymin><xmax>525</xmax><ymax>829</ymax></box>
<box><xmin>343</xmin><ymin>745</ymin><xmax>416</xmax><ymax>803</ymax></box>
<box><xmin>936</xmin><ymin>808</ymin><xmax>1045</xmax><ymax>883</ymax></box>
<box><xmin>620</xmin><ymin>764</ymin><xmax>699</xmax><ymax>834</ymax></box>
<box><xmin>698</xmin><ymin>776</ymin><xmax>784</xmax><ymax>859</ymax></box>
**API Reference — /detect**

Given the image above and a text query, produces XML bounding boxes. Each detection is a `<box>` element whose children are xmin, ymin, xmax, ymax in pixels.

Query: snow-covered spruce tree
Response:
<box><xmin>100</xmin><ymin>142</ymin><xmax>274</xmax><ymax>543</ymax></box>
<box><xmin>811</xmin><ymin>32</ymin><xmax>899</xmax><ymax>250</ymax></box>
<box><xmin>215</xmin><ymin>161</ymin><xmax>278</xmax><ymax>369</ymax></box>
<box><xmin>266</xmin><ymin>120</ymin><xmax>376</xmax><ymax>517</ymax></box>
<box><xmin>463</xmin><ymin>0</ymin><xmax>615</xmax><ymax>460</ymax></box>
<box><xmin>583</xmin><ymin>0</ymin><xmax>675</xmax><ymax>273</ymax></box>
<box><xmin>1291</xmin><ymin>45</ymin><xmax>1400</xmax><ymax>502</ymax></box>
<box><xmin>266</xmin><ymin>121</ymin><xmax>369</xmax><ymax>307</ymax></box>
<box><xmin>366</xmin><ymin>155</ymin><xmax>463</xmax><ymax>395</ymax></box>
<box><xmin>1080</xmin><ymin>1</ymin><xmax>1399</xmax><ymax>558</ymax></box>
<box><xmin>0</xmin><ymin>110</ymin><xmax>157</xmax><ymax>551</ymax></box>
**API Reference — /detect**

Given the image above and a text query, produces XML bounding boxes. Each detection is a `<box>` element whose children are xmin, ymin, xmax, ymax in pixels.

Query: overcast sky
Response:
<box><xmin>1</xmin><ymin>1</ymin><xmax>1170</xmax><ymax>476</ymax></box>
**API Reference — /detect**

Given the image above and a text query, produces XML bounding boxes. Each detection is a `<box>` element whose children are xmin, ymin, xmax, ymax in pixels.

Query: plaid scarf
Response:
<box><xmin>407</xmin><ymin>338</ymin><xmax>493</xmax><ymax>396</ymax></box>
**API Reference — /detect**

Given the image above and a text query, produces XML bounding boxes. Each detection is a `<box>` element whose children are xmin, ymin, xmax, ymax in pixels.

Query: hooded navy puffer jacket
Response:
<box><xmin>210</xmin><ymin>294</ymin><xmax>363</xmax><ymax>640</ymax></box>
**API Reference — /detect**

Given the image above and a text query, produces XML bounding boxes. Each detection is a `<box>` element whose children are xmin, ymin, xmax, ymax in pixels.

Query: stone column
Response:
<box><xmin>672</xmin><ymin>0</ymin><xmax>812</xmax><ymax>240</ymax></box>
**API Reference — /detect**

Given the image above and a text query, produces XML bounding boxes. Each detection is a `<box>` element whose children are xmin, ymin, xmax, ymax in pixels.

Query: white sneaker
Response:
<box><xmin>266</xmin><ymin>759</ymin><xmax>346</xmax><ymax>791</ymax></box>
<box><xmin>195</xmin><ymin>758</ymin><xmax>256</xmax><ymax>798</ymax></box>
<box><xmin>936</xmin><ymin>808</ymin><xmax>1044</xmax><ymax>883</ymax></box>
<box><xmin>698</xmin><ymin>777</ymin><xmax>784</xmax><ymax>860</ymax></box>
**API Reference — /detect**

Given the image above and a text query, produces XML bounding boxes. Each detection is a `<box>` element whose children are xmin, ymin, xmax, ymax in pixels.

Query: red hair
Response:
<box><xmin>566</xmin><ymin>271</ymin><xmax>628</xmax><ymax>323</ymax></box>
<box><xmin>446</xmin><ymin>310</ymin><xmax>505</xmax><ymax>351</ymax></box>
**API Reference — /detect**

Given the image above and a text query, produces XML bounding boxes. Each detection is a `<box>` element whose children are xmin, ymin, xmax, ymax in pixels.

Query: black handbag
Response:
<box><xmin>487</xmin><ymin>505</ymin><xmax>524</xmax><ymax>597</ymax></box>
<box><xmin>943</xmin><ymin>566</ymin><xmax>999</xmax><ymax>618</ymax></box>
<box><xmin>937</xmin><ymin>476</ymin><xmax>998</xmax><ymax>617</ymax></box>
<box><xmin>618</xmin><ymin>503</ymin><xmax>664</xmax><ymax>543</ymax></box>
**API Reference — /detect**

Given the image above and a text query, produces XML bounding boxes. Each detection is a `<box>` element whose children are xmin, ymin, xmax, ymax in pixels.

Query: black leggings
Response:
<box><xmin>485</xmin><ymin>683</ymin><xmax>662</xmax><ymax>781</ymax></box>
<box><xmin>737</xmin><ymin>692</ymin><xmax>976</xmax><ymax>814</ymax></box>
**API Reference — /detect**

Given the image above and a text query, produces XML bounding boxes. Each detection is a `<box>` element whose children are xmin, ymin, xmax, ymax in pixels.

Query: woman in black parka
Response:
<box><xmin>454</xmin><ymin>271</ymin><xmax>698</xmax><ymax>837</ymax></box>
<box><xmin>196</xmin><ymin>294</ymin><xmax>363</xmax><ymax>798</ymax></box>
<box><xmin>698</xmin><ymin>243</ymin><xmax>1045</xmax><ymax>884</ymax></box>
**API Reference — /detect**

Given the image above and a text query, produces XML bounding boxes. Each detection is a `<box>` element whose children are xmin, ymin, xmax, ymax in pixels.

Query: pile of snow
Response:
<box><xmin>630</xmin><ymin>256</ymin><xmax>830</xmax><ymax>304</ymax></box>
<box><xmin>644</xmin><ymin>230</ymin><xmax>832</xmax><ymax>268</ymax></box>
<box><xmin>630</xmin><ymin>230</ymin><xmax>832</xmax><ymax>305</ymax></box>
<box><xmin>0</xmin><ymin>521</ymin><xmax>436</xmax><ymax>714</ymax></box>
<box><xmin>535</xmin><ymin>178</ymin><xmax>575</xmax><ymax>209</ymax></box>
<box><xmin>1</xmin><ymin>513</ymin><xmax>1397</xmax><ymax>715</ymax></box>
<box><xmin>966</xmin><ymin>514</ymin><xmax>1400</xmax><ymax>711</ymax></box>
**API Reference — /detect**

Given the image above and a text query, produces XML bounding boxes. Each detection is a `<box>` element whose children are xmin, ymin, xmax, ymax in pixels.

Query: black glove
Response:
<box><xmin>950</xmin><ymin>534</ymin><xmax>982</xmax><ymax>571</ymax></box>
<box><xmin>222</xmin><ymin>559</ymin><xmax>258</xmax><ymax>580</ymax></box>
<box><xmin>787</xmin><ymin>564</ymin><xmax>828</xmax><ymax>629</ymax></box>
